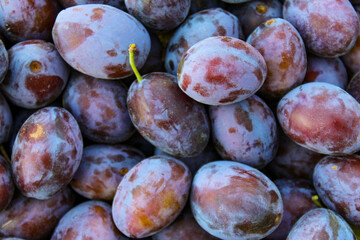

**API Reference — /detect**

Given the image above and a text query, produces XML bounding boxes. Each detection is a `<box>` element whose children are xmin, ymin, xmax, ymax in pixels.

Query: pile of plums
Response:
<box><xmin>0</xmin><ymin>0</ymin><xmax>360</xmax><ymax>239</ymax></box>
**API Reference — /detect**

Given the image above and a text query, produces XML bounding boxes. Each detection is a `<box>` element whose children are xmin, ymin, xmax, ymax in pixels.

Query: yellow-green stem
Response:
<box><xmin>312</xmin><ymin>195</ymin><xmax>324</xmax><ymax>208</ymax></box>
<box><xmin>129</xmin><ymin>44</ymin><xmax>143</xmax><ymax>83</ymax></box>
<box><xmin>0</xmin><ymin>145</ymin><xmax>10</xmax><ymax>165</ymax></box>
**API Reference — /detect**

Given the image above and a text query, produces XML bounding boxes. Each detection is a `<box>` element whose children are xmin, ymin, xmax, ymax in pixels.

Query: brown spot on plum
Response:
<box><xmin>106</xmin><ymin>49</ymin><xmax>117</xmax><ymax>57</ymax></box>
<box><xmin>234</xmin><ymin>106</ymin><xmax>253</xmax><ymax>132</ymax></box>
<box><xmin>25</xmin><ymin>75</ymin><xmax>64</xmax><ymax>103</ymax></box>
<box><xmin>305</xmin><ymin>70</ymin><xmax>320</xmax><ymax>82</ymax></box>
<box><xmin>219</xmin><ymin>89</ymin><xmax>252</xmax><ymax>104</ymax></box>
<box><xmin>31</xmin><ymin>1</ymin><xmax>58</xmax><ymax>34</ymax></box>
<box><xmin>30</xmin><ymin>61</ymin><xmax>42</xmax><ymax>73</ymax></box>
<box><xmin>29</xmin><ymin>123</ymin><xmax>45</xmax><ymax>140</ymax></box>
<box><xmin>169</xmin><ymin>37</ymin><xmax>189</xmax><ymax>52</ymax></box>
<box><xmin>266</xmin><ymin>19</ymin><xmax>275</xmax><ymax>25</ymax></box>
<box><xmin>181</xmin><ymin>74</ymin><xmax>192</xmax><ymax>91</ymax></box>
<box><xmin>205</xmin><ymin>57</ymin><xmax>236</xmax><ymax>88</ymax></box>
<box><xmin>169</xmin><ymin>161</ymin><xmax>186</xmax><ymax>181</ymax></box>
<box><xmin>229</xmin><ymin>127</ymin><xmax>236</xmax><ymax>133</ymax></box>
<box><xmin>154</xmin><ymin>119</ymin><xmax>172</xmax><ymax>131</ymax></box>
<box><xmin>55</xmin><ymin>23</ymin><xmax>94</xmax><ymax>52</ymax></box>
<box><xmin>104</xmin><ymin>63</ymin><xmax>129</xmax><ymax>78</ymax></box>
<box><xmin>40</xmin><ymin>152</ymin><xmax>52</xmax><ymax>170</ymax></box>
<box><xmin>128</xmin><ymin>168</ymin><xmax>139</xmax><ymax>182</ymax></box>
<box><xmin>217</xmin><ymin>26</ymin><xmax>226</xmax><ymax>35</ymax></box>
<box><xmin>91</xmin><ymin>8</ymin><xmax>105</xmax><ymax>21</ymax></box>
<box><xmin>269</xmin><ymin>190</ymin><xmax>279</xmax><ymax>204</ymax></box>
<box><xmin>193</xmin><ymin>83</ymin><xmax>210</xmax><ymax>97</ymax></box>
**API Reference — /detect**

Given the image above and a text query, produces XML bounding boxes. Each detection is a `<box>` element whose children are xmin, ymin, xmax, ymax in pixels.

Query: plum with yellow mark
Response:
<box><xmin>11</xmin><ymin>107</ymin><xmax>83</xmax><ymax>200</ymax></box>
<box><xmin>112</xmin><ymin>155</ymin><xmax>191</xmax><ymax>238</ymax></box>
<box><xmin>313</xmin><ymin>155</ymin><xmax>360</xmax><ymax>228</ymax></box>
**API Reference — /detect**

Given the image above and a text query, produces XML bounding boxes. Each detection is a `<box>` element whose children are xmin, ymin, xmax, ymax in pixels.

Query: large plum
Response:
<box><xmin>0</xmin><ymin>0</ymin><xmax>60</xmax><ymax>42</ymax></box>
<box><xmin>11</xmin><ymin>107</ymin><xmax>83</xmax><ymax>199</ymax></box>
<box><xmin>210</xmin><ymin>95</ymin><xmax>278</xmax><ymax>169</ymax></box>
<box><xmin>63</xmin><ymin>71</ymin><xmax>133</xmax><ymax>143</ymax></box>
<box><xmin>127</xmin><ymin>72</ymin><xmax>210</xmax><ymax>158</ymax></box>
<box><xmin>191</xmin><ymin>161</ymin><xmax>283</xmax><ymax>240</ymax></box>
<box><xmin>0</xmin><ymin>188</ymin><xmax>74</xmax><ymax>239</ymax></box>
<box><xmin>0</xmin><ymin>40</ymin><xmax>69</xmax><ymax>109</ymax></box>
<box><xmin>313</xmin><ymin>155</ymin><xmax>360</xmax><ymax>228</ymax></box>
<box><xmin>51</xmin><ymin>200</ymin><xmax>127</xmax><ymax>240</ymax></box>
<box><xmin>287</xmin><ymin>208</ymin><xmax>356</xmax><ymax>240</ymax></box>
<box><xmin>165</xmin><ymin>8</ymin><xmax>241</xmax><ymax>75</ymax></box>
<box><xmin>177</xmin><ymin>36</ymin><xmax>267</xmax><ymax>105</ymax></box>
<box><xmin>247</xmin><ymin>18</ymin><xmax>307</xmax><ymax>100</ymax></box>
<box><xmin>112</xmin><ymin>155</ymin><xmax>191</xmax><ymax>238</ymax></box>
<box><xmin>277</xmin><ymin>82</ymin><xmax>360</xmax><ymax>155</ymax></box>
<box><xmin>283</xmin><ymin>0</ymin><xmax>359</xmax><ymax>57</ymax></box>
<box><xmin>70</xmin><ymin>144</ymin><xmax>144</xmax><ymax>201</ymax></box>
<box><xmin>52</xmin><ymin>4</ymin><xmax>151</xmax><ymax>79</ymax></box>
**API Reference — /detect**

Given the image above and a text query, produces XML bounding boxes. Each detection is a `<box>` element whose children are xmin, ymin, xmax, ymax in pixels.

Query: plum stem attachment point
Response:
<box><xmin>129</xmin><ymin>44</ymin><xmax>143</xmax><ymax>83</ymax></box>
<box><xmin>312</xmin><ymin>195</ymin><xmax>323</xmax><ymax>208</ymax></box>
<box><xmin>0</xmin><ymin>145</ymin><xmax>10</xmax><ymax>165</ymax></box>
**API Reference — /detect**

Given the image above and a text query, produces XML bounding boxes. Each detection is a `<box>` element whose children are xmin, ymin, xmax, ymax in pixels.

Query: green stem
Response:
<box><xmin>312</xmin><ymin>195</ymin><xmax>324</xmax><ymax>208</ymax></box>
<box><xmin>128</xmin><ymin>44</ymin><xmax>143</xmax><ymax>83</ymax></box>
<box><xmin>0</xmin><ymin>145</ymin><xmax>10</xmax><ymax>165</ymax></box>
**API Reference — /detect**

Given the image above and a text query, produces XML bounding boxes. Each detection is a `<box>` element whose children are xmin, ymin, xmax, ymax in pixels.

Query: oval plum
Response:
<box><xmin>52</xmin><ymin>4</ymin><xmax>151</xmax><ymax>79</ymax></box>
<box><xmin>191</xmin><ymin>160</ymin><xmax>283</xmax><ymax>240</ymax></box>
<box><xmin>177</xmin><ymin>36</ymin><xmax>267</xmax><ymax>105</ymax></box>
<box><xmin>112</xmin><ymin>155</ymin><xmax>191</xmax><ymax>238</ymax></box>
<box><xmin>277</xmin><ymin>82</ymin><xmax>360</xmax><ymax>155</ymax></box>
<box><xmin>11</xmin><ymin>107</ymin><xmax>83</xmax><ymax>199</ymax></box>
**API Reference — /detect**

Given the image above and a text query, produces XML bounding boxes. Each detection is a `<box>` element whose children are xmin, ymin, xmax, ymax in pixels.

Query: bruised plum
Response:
<box><xmin>51</xmin><ymin>200</ymin><xmax>126</xmax><ymax>240</ymax></box>
<box><xmin>0</xmin><ymin>40</ymin><xmax>69</xmax><ymax>109</ymax></box>
<box><xmin>0</xmin><ymin>188</ymin><xmax>74</xmax><ymax>239</ymax></box>
<box><xmin>283</xmin><ymin>0</ymin><xmax>359</xmax><ymax>57</ymax></box>
<box><xmin>304</xmin><ymin>54</ymin><xmax>348</xmax><ymax>89</ymax></box>
<box><xmin>0</xmin><ymin>156</ymin><xmax>14</xmax><ymax>212</ymax></box>
<box><xmin>247</xmin><ymin>18</ymin><xmax>307</xmax><ymax>100</ymax></box>
<box><xmin>0</xmin><ymin>92</ymin><xmax>12</xmax><ymax>144</ymax></box>
<box><xmin>153</xmin><ymin>205</ymin><xmax>219</xmax><ymax>240</ymax></box>
<box><xmin>229</xmin><ymin>0</ymin><xmax>282</xmax><ymax>38</ymax></box>
<box><xmin>266</xmin><ymin>131</ymin><xmax>324</xmax><ymax>180</ymax></box>
<box><xmin>0</xmin><ymin>0</ymin><xmax>60</xmax><ymax>42</ymax></box>
<box><xmin>70</xmin><ymin>144</ymin><xmax>144</xmax><ymax>201</ymax></box>
<box><xmin>287</xmin><ymin>208</ymin><xmax>356</xmax><ymax>240</ymax></box>
<box><xmin>127</xmin><ymin>72</ymin><xmax>209</xmax><ymax>158</ymax></box>
<box><xmin>177</xmin><ymin>36</ymin><xmax>267</xmax><ymax>105</ymax></box>
<box><xmin>11</xmin><ymin>107</ymin><xmax>83</xmax><ymax>199</ymax></box>
<box><xmin>191</xmin><ymin>161</ymin><xmax>283</xmax><ymax>240</ymax></box>
<box><xmin>210</xmin><ymin>95</ymin><xmax>278</xmax><ymax>169</ymax></box>
<box><xmin>277</xmin><ymin>82</ymin><xmax>360</xmax><ymax>155</ymax></box>
<box><xmin>124</xmin><ymin>0</ymin><xmax>191</xmax><ymax>31</ymax></box>
<box><xmin>266</xmin><ymin>179</ymin><xmax>318</xmax><ymax>240</ymax></box>
<box><xmin>313</xmin><ymin>155</ymin><xmax>360</xmax><ymax>227</ymax></box>
<box><xmin>63</xmin><ymin>71</ymin><xmax>133</xmax><ymax>143</ymax></box>
<box><xmin>165</xmin><ymin>8</ymin><xmax>241</xmax><ymax>75</ymax></box>
<box><xmin>52</xmin><ymin>4</ymin><xmax>151</xmax><ymax>79</ymax></box>
<box><xmin>112</xmin><ymin>155</ymin><xmax>191</xmax><ymax>238</ymax></box>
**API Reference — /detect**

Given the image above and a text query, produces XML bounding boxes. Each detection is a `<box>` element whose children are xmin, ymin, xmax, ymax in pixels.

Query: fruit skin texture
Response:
<box><xmin>0</xmin><ymin>0</ymin><xmax>60</xmax><ymax>42</ymax></box>
<box><xmin>0</xmin><ymin>39</ymin><xmax>8</xmax><ymax>84</ymax></box>
<box><xmin>70</xmin><ymin>144</ymin><xmax>144</xmax><ymax>201</ymax></box>
<box><xmin>247</xmin><ymin>18</ymin><xmax>307</xmax><ymax>100</ymax></box>
<box><xmin>165</xmin><ymin>8</ymin><xmax>241</xmax><ymax>75</ymax></box>
<box><xmin>112</xmin><ymin>156</ymin><xmax>191</xmax><ymax>238</ymax></box>
<box><xmin>63</xmin><ymin>71</ymin><xmax>133</xmax><ymax>143</ymax></box>
<box><xmin>191</xmin><ymin>161</ymin><xmax>283</xmax><ymax>240</ymax></box>
<box><xmin>277</xmin><ymin>82</ymin><xmax>360</xmax><ymax>155</ymax></box>
<box><xmin>51</xmin><ymin>200</ymin><xmax>126</xmax><ymax>240</ymax></box>
<box><xmin>210</xmin><ymin>95</ymin><xmax>278</xmax><ymax>169</ymax></box>
<box><xmin>124</xmin><ymin>0</ymin><xmax>191</xmax><ymax>31</ymax></box>
<box><xmin>0</xmin><ymin>155</ymin><xmax>14</xmax><ymax>212</ymax></box>
<box><xmin>52</xmin><ymin>4</ymin><xmax>151</xmax><ymax>79</ymax></box>
<box><xmin>313</xmin><ymin>155</ymin><xmax>360</xmax><ymax>228</ymax></box>
<box><xmin>287</xmin><ymin>208</ymin><xmax>356</xmax><ymax>240</ymax></box>
<box><xmin>178</xmin><ymin>36</ymin><xmax>267</xmax><ymax>105</ymax></box>
<box><xmin>283</xmin><ymin>0</ymin><xmax>359</xmax><ymax>57</ymax></box>
<box><xmin>0</xmin><ymin>188</ymin><xmax>75</xmax><ymax>240</ymax></box>
<box><xmin>0</xmin><ymin>92</ymin><xmax>12</xmax><ymax>144</ymax></box>
<box><xmin>11</xmin><ymin>107</ymin><xmax>83</xmax><ymax>200</ymax></box>
<box><xmin>1</xmin><ymin>40</ymin><xmax>69</xmax><ymax>109</ymax></box>
<box><xmin>127</xmin><ymin>72</ymin><xmax>210</xmax><ymax>158</ymax></box>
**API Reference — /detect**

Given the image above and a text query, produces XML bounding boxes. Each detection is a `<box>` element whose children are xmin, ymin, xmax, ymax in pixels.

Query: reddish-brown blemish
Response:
<box><xmin>235</xmin><ymin>106</ymin><xmax>253</xmax><ymax>132</ymax></box>
<box><xmin>91</xmin><ymin>8</ymin><xmax>105</xmax><ymax>21</ymax></box>
<box><xmin>106</xmin><ymin>49</ymin><xmax>117</xmax><ymax>57</ymax></box>
<box><xmin>104</xmin><ymin>63</ymin><xmax>129</xmax><ymax>78</ymax></box>
<box><xmin>193</xmin><ymin>83</ymin><xmax>210</xmax><ymax>97</ymax></box>
<box><xmin>229</xmin><ymin>127</ymin><xmax>236</xmax><ymax>133</ymax></box>
<box><xmin>181</xmin><ymin>74</ymin><xmax>192</xmax><ymax>91</ymax></box>
<box><xmin>25</xmin><ymin>75</ymin><xmax>64</xmax><ymax>103</ymax></box>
